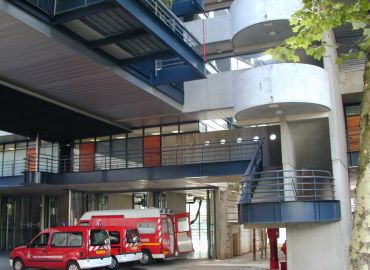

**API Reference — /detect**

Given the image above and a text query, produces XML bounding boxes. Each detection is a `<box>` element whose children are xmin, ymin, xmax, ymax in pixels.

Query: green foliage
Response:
<box><xmin>162</xmin><ymin>0</ymin><xmax>173</xmax><ymax>8</ymax></box>
<box><xmin>267</xmin><ymin>0</ymin><xmax>370</xmax><ymax>62</ymax></box>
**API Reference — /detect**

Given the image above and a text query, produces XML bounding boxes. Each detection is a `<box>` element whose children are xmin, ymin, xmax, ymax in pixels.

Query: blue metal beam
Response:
<box><xmin>114</xmin><ymin>0</ymin><xmax>205</xmax><ymax>79</ymax></box>
<box><xmin>172</xmin><ymin>0</ymin><xmax>204</xmax><ymax>17</ymax></box>
<box><xmin>120</xmin><ymin>50</ymin><xmax>174</xmax><ymax>65</ymax></box>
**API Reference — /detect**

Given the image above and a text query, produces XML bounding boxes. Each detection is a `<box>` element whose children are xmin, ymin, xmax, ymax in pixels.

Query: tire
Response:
<box><xmin>13</xmin><ymin>258</ymin><xmax>25</xmax><ymax>270</ymax></box>
<box><xmin>107</xmin><ymin>256</ymin><xmax>119</xmax><ymax>270</ymax></box>
<box><xmin>140</xmin><ymin>250</ymin><xmax>153</xmax><ymax>265</ymax></box>
<box><xmin>66</xmin><ymin>261</ymin><xmax>80</xmax><ymax>270</ymax></box>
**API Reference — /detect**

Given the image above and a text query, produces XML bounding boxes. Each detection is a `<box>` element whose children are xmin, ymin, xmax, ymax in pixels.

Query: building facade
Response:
<box><xmin>0</xmin><ymin>0</ymin><xmax>363</xmax><ymax>269</ymax></box>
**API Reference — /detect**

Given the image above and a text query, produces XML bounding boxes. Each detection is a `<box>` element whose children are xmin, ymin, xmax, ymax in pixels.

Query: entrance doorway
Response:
<box><xmin>0</xmin><ymin>195</ymin><xmax>58</xmax><ymax>251</ymax></box>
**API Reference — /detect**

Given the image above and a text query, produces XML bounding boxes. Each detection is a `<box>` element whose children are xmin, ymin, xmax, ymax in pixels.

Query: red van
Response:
<box><xmin>79</xmin><ymin>208</ymin><xmax>193</xmax><ymax>265</ymax></box>
<box><xmin>102</xmin><ymin>224</ymin><xmax>142</xmax><ymax>269</ymax></box>
<box><xmin>9</xmin><ymin>226</ymin><xmax>111</xmax><ymax>270</ymax></box>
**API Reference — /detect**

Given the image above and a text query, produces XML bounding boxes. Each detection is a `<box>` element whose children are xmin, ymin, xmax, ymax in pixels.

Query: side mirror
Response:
<box><xmin>25</xmin><ymin>241</ymin><xmax>30</xmax><ymax>248</ymax></box>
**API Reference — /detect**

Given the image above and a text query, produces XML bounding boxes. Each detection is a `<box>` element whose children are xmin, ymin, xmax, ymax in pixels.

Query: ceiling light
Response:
<box><xmin>253</xmin><ymin>136</ymin><xmax>260</xmax><ymax>142</ymax></box>
<box><xmin>270</xmin><ymin>134</ymin><xmax>277</xmax><ymax>141</ymax></box>
<box><xmin>151</xmin><ymin>132</ymin><xmax>160</xmax><ymax>136</ymax></box>
<box><xmin>204</xmin><ymin>140</ymin><xmax>210</xmax><ymax>146</ymax></box>
<box><xmin>216</xmin><ymin>49</ymin><xmax>223</xmax><ymax>54</ymax></box>
<box><xmin>220</xmin><ymin>139</ymin><xmax>226</xmax><ymax>145</ymax></box>
<box><xmin>264</xmin><ymin>22</ymin><xmax>273</xmax><ymax>27</ymax></box>
<box><xmin>269</xmin><ymin>104</ymin><xmax>279</xmax><ymax>109</ymax></box>
<box><xmin>275</xmin><ymin>110</ymin><xmax>283</xmax><ymax>115</ymax></box>
<box><xmin>171</xmin><ymin>130</ymin><xmax>179</xmax><ymax>133</ymax></box>
<box><xmin>268</xmin><ymin>31</ymin><xmax>277</xmax><ymax>36</ymax></box>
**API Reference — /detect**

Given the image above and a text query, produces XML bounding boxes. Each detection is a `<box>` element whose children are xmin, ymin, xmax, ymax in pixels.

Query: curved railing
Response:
<box><xmin>240</xmin><ymin>169</ymin><xmax>335</xmax><ymax>203</ymax></box>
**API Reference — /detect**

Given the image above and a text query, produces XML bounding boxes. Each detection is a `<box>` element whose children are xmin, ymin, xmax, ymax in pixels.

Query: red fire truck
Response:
<box><xmin>78</xmin><ymin>208</ymin><xmax>193</xmax><ymax>264</ymax></box>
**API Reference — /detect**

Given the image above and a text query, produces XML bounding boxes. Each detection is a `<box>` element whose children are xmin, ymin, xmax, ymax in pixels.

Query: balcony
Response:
<box><xmin>238</xmin><ymin>169</ymin><xmax>341</xmax><ymax>225</ymax></box>
<box><xmin>234</xmin><ymin>63</ymin><xmax>331</xmax><ymax>121</ymax></box>
<box><xmin>1</xmin><ymin>140</ymin><xmax>259</xmax><ymax>186</ymax></box>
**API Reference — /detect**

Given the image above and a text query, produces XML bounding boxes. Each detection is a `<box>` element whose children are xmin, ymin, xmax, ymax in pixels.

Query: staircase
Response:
<box><xmin>250</xmin><ymin>171</ymin><xmax>284</xmax><ymax>203</ymax></box>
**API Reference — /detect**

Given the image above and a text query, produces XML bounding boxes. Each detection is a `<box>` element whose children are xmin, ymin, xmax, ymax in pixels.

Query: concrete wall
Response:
<box><xmin>339</xmin><ymin>70</ymin><xmax>364</xmax><ymax>94</ymax></box>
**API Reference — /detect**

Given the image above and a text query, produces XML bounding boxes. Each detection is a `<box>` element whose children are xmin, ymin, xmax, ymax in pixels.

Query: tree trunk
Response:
<box><xmin>349</xmin><ymin>56</ymin><xmax>370</xmax><ymax>269</ymax></box>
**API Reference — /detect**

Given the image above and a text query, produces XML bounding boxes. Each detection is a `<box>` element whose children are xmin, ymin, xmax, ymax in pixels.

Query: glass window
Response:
<box><xmin>51</xmin><ymin>233</ymin><xmax>67</xmax><ymax>247</ymax></box>
<box><xmin>90</xmin><ymin>230</ymin><xmax>109</xmax><ymax>246</ymax></box>
<box><xmin>111</xmin><ymin>139</ymin><xmax>126</xmax><ymax>169</ymax></box>
<box><xmin>161</xmin><ymin>219</ymin><xmax>169</xmax><ymax>234</ymax></box>
<box><xmin>177</xmin><ymin>217</ymin><xmax>190</xmax><ymax>232</ymax></box>
<box><xmin>96</xmin><ymin>136</ymin><xmax>110</xmax><ymax>142</ymax></box>
<box><xmin>345</xmin><ymin>105</ymin><xmax>361</xmax><ymax>116</ymax></box>
<box><xmin>81</xmin><ymin>138</ymin><xmax>95</xmax><ymax>143</ymax></box>
<box><xmin>180</xmin><ymin>123</ymin><xmax>199</xmax><ymax>133</ymax></box>
<box><xmin>127</xmin><ymin>138</ymin><xmax>143</xmax><ymax>168</ymax></box>
<box><xmin>30</xmin><ymin>233</ymin><xmax>49</xmax><ymax>248</ymax></box>
<box><xmin>0</xmin><ymin>146</ymin><xmax>3</xmax><ymax>177</ymax></box>
<box><xmin>67</xmin><ymin>232</ymin><xmax>83</xmax><ymax>247</ymax></box>
<box><xmin>95</xmin><ymin>141</ymin><xmax>110</xmax><ymax>170</ymax></box>
<box><xmin>145</xmin><ymin>127</ymin><xmax>160</xmax><ymax>136</ymax></box>
<box><xmin>162</xmin><ymin>125</ymin><xmax>179</xmax><ymax>135</ymax></box>
<box><xmin>3</xmin><ymin>144</ymin><xmax>15</xmax><ymax>176</ymax></box>
<box><xmin>126</xmin><ymin>229</ymin><xmax>139</xmax><ymax>243</ymax></box>
<box><xmin>112</xmin><ymin>133</ymin><xmax>126</xmax><ymax>140</ymax></box>
<box><xmin>109</xmin><ymin>231</ymin><xmax>120</xmax><ymax>245</ymax></box>
<box><xmin>137</xmin><ymin>222</ymin><xmax>156</xmax><ymax>234</ymax></box>
<box><xmin>128</xmin><ymin>129</ymin><xmax>143</xmax><ymax>138</ymax></box>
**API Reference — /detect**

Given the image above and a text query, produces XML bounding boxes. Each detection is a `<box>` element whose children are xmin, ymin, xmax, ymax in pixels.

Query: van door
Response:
<box><xmin>174</xmin><ymin>213</ymin><xmax>193</xmax><ymax>254</ymax></box>
<box><xmin>88</xmin><ymin>229</ymin><xmax>110</xmax><ymax>259</ymax></box>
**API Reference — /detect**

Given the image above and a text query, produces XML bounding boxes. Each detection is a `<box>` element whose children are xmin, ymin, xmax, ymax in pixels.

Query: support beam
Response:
<box><xmin>88</xmin><ymin>29</ymin><xmax>148</xmax><ymax>48</ymax></box>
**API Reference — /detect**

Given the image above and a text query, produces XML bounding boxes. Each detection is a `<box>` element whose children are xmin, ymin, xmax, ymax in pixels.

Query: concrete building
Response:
<box><xmin>0</xmin><ymin>0</ymin><xmax>362</xmax><ymax>269</ymax></box>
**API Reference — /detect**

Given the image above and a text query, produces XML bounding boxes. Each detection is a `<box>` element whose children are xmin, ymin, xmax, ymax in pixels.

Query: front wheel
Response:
<box><xmin>140</xmin><ymin>250</ymin><xmax>153</xmax><ymax>265</ymax></box>
<box><xmin>13</xmin><ymin>258</ymin><xmax>25</xmax><ymax>270</ymax></box>
<box><xmin>66</xmin><ymin>261</ymin><xmax>80</xmax><ymax>270</ymax></box>
<box><xmin>107</xmin><ymin>256</ymin><xmax>119</xmax><ymax>270</ymax></box>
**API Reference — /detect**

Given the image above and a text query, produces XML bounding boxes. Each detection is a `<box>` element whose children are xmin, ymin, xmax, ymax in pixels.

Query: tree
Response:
<box><xmin>267</xmin><ymin>1</ymin><xmax>369</xmax><ymax>269</ymax></box>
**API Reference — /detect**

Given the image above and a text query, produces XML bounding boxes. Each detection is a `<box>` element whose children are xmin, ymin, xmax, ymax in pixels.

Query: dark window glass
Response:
<box><xmin>109</xmin><ymin>231</ymin><xmax>120</xmax><ymax>245</ymax></box>
<box><xmin>30</xmin><ymin>233</ymin><xmax>49</xmax><ymax>248</ymax></box>
<box><xmin>90</xmin><ymin>230</ymin><xmax>109</xmax><ymax>246</ymax></box>
<box><xmin>51</xmin><ymin>232</ymin><xmax>82</xmax><ymax>247</ymax></box>
<box><xmin>126</xmin><ymin>229</ymin><xmax>140</xmax><ymax>243</ymax></box>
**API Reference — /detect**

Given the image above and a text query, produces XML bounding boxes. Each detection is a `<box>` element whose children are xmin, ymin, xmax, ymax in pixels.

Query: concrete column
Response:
<box><xmin>280</xmin><ymin>120</ymin><xmax>297</xmax><ymax>201</ymax></box>
<box><xmin>286</xmin><ymin>31</ymin><xmax>351</xmax><ymax>270</ymax></box>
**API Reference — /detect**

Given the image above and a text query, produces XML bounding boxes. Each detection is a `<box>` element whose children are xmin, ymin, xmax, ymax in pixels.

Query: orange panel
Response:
<box><xmin>80</xmin><ymin>143</ymin><xmax>94</xmax><ymax>172</ymax></box>
<box><xmin>144</xmin><ymin>136</ymin><xmax>161</xmax><ymax>167</ymax></box>
<box><xmin>27</xmin><ymin>148</ymin><xmax>37</xmax><ymax>172</ymax></box>
<box><xmin>346</xmin><ymin>116</ymin><xmax>360</xmax><ymax>152</ymax></box>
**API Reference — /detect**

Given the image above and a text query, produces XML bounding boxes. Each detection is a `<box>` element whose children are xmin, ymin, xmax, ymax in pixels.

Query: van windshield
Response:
<box><xmin>90</xmin><ymin>230</ymin><xmax>109</xmax><ymax>246</ymax></box>
<box><xmin>126</xmin><ymin>229</ymin><xmax>140</xmax><ymax>243</ymax></box>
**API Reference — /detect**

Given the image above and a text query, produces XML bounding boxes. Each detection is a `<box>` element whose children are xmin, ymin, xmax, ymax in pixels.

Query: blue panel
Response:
<box><xmin>0</xmin><ymin>176</ymin><xmax>24</xmax><ymax>187</ymax></box>
<box><xmin>152</xmin><ymin>65</ymin><xmax>201</xmax><ymax>85</ymax></box>
<box><xmin>172</xmin><ymin>0</ymin><xmax>204</xmax><ymax>17</ymax></box>
<box><xmin>239</xmin><ymin>201</ymin><xmax>341</xmax><ymax>225</ymax></box>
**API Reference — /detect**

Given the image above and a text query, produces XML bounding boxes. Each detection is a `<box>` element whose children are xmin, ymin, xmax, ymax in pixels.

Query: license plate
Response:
<box><xmin>96</xmin><ymin>250</ymin><xmax>106</xmax><ymax>255</ymax></box>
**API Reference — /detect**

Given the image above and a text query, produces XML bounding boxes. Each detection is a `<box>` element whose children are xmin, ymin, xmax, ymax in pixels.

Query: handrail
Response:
<box><xmin>239</xmin><ymin>139</ymin><xmax>264</xmax><ymax>202</ymax></box>
<box><xmin>140</xmin><ymin>0</ymin><xmax>202</xmax><ymax>53</ymax></box>
<box><xmin>240</xmin><ymin>169</ymin><xmax>336</xmax><ymax>203</ymax></box>
<box><xmin>19</xmin><ymin>140</ymin><xmax>260</xmax><ymax>174</ymax></box>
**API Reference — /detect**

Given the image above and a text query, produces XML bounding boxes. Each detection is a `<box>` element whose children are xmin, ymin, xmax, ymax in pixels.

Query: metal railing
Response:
<box><xmin>19</xmin><ymin>140</ymin><xmax>259</xmax><ymax>174</ymax></box>
<box><xmin>240</xmin><ymin>169</ymin><xmax>335</xmax><ymax>203</ymax></box>
<box><xmin>141</xmin><ymin>0</ymin><xmax>202</xmax><ymax>53</ymax></box>
<box><xmin>239</xmin><ymin>139</ymin><xmax>264</xmax><ymax>202</ymax></box>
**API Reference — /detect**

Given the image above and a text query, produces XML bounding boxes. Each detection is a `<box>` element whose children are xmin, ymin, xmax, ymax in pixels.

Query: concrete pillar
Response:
<box><xmin>280</xmin><ymin>120</ymin><xmax>297</xmax><ymax>201</ymax></box>
<box><xmin>286</xmin><ymin>31</ymin><xmax>351</xmax><ymax>270</ymax></box>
